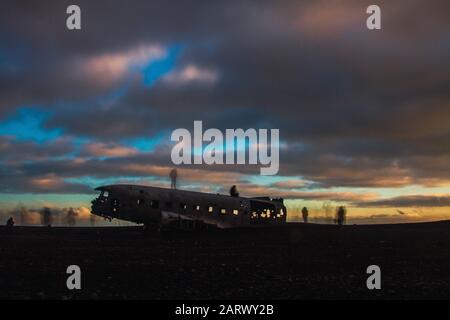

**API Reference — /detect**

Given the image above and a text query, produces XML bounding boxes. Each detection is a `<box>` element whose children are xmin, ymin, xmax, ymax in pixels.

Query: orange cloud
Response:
<box><xmin>79</xmin><ymin>44</ymin><xmax>166</xmax><ymax>87</ymax></box>
<box><xmin>30</xmin><ymin>174</ymin><xmax>63</xmax><ymax>189</ymax></box>
<box><xmin>85</xmin><ymin>142</ymin><xmax>138</xmax><ymax>157</ymax></box>
<box><xmin>163</xmin><ymin>65</ymin><xmax>218</xmax><ymax>86</ymax></box>
<box><xmin>239</xmin><ymin>184</ymin><xmax>378</xmax><ymax>202</ymax></box>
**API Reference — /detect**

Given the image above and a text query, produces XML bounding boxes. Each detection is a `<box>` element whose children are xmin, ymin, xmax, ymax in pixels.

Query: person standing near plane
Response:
<box><xmin>336</xmin><ymin>206</ymin><xmax>347</xmax><ymax>225</ymax></box>
<box><xmin>6</xmin><ymin>217</ymin><xmax>15</xmax><ymax>228</ymax></box>
<box><xmin>301</xmin><ymin>207</ymin><xmax>309</xmax><ymax>223</ymax></box>
<box><xmin>170</xmin><ymin>168</ymin><xmax>178</xmax><ymax>189</ymax></box>
<box><xmin>230</xmin><ymin>185</ymin><xmax>239</xmax><ymax>197</ymax></box>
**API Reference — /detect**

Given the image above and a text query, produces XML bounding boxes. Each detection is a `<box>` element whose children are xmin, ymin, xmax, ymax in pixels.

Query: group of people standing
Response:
<box><xmin>300</xmin><ymin>206</ymin><xmax>347</xmax><ymax>225</ymax></box>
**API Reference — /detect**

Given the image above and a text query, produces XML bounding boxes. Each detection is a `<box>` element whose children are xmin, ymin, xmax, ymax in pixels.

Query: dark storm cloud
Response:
<box><xmin>0</xmin><ymin>0</ymin><xmax>259</xmax><ymax>116</ymax></box>
<box><xmin>0</xmin><ymin>136</ymin><xmax>73</xmax><ymax>162</ymax></box>
<box><xmin>0</xmin><ymin>0</ymin><xmax>449</xmax><ymax>191</ymax></box>
<box><xmin>277</xmin><ymin>145</ymin><xmax>450</xmax><ymax>188</ymax></box>
<box><xmin>0</xmin><ymin>174</ymin><xmax>94</xmax><ymax>194</ymax></box>
<box><xmin>357</xmin><ymin>195</ymin><xmax>450</xmax><ymax>208</ymax></box>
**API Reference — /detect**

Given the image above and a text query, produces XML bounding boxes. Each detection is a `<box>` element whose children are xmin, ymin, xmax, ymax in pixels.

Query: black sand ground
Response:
<box><xmin>1</xmin><ymin>221</ymin><xmax>449</xmax><ymax>300</ymax></box>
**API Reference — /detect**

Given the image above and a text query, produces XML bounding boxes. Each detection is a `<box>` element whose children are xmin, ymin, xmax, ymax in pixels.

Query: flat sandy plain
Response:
<box><xmin>1</xmin><ymin>221</ymin><xmax>449</xmax><ymax>299</ymax></box>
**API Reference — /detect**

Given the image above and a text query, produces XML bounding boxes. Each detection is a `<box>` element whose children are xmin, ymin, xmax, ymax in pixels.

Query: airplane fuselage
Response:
<box><xmin>91</xmin><ymin>185</ymin><xmax>287</xmax><ymax>229</ymax></box>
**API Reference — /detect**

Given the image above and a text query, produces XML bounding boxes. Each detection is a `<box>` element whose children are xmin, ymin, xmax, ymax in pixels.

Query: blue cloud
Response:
<box><xmin>140</xmin><ymin>45</ymin><xmax>182</xmax><ymax>87</ymax></box>
<box><xmin>124</xmin><ymin>130</ymin><xmax>168</xmax><ymax>152</ymax></box>
<box><xmin>0</xmin><ymin>107</ymin><xmax>62</xmax><ymax>143</ymax></box>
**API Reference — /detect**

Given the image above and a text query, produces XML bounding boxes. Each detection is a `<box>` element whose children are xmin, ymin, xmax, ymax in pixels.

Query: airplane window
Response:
<box><xmin>232</xmin><ymin>209</ymin><xmax>239</xmax><ymax>215</ymax></box>
<box><xmin>208</xmin><ymin>206</ymin><xmax>213</xmax><ymax>213</ymax></box>
<box><xmin>220</xmin><ymin>208</ymin><xmax>226</xmax><ymax>215</ymax></box>
<box><xmin>250</xmin><ymin>200</ymin><xmax>275</xmax><ymax>217</ymax></box>
<box><xmin>180</xmin><ymin>203</ymin><xmax>187</xmax><ymax>210</ymax></box>
<box><xmin>137</xmin><ymin>199</ymin><xmax>144</xmax><ymax>206</ymax></box>
<box><xmin>150</xmin><ymin>200</ymin><xmax>159</xmax><ymax>209</ymax></box>
<box><xmin>195</xmin><ymin>205</ymin><xmax>200</xmax><ymax>211</ymax></box>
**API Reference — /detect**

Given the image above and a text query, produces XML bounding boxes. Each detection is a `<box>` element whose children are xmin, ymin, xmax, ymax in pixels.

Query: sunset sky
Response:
<box><xmin>0</xmin><ymin>0</ymin><xmax>449</xmax><ymax>225</ymax></box>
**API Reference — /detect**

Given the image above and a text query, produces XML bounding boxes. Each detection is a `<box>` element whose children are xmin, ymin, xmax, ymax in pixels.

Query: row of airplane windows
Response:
<box><xmin>106</xmin><ymin>193</ymin><xmax>285</xmax><ymax>218</ymax></box>
<box><xmin>138</xmin><ymin>199</ymin><xmax>285</xmax><ymax>218</ymax></box>
<box><xmin>134</xmin><ymin>198</ymin><xmax>241</xmax><ymax>216</ymax></box>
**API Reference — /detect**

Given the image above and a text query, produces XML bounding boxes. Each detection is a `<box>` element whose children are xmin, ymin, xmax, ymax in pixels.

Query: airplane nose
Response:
<box><xmin>91</xmin><ymin>197</ymin><xmax>112</xmax><ymax>219</ymax></box>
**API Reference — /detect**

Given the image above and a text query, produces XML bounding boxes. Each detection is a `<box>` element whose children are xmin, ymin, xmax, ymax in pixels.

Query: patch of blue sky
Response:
<box><xmin>55</xmin><ymin>136</ymin><xmax>90</xmax><ymax>160</ymax></box>
<box><xmin>124</xmin><ymin>130</ymin><xmax>168</xmax><ymax>152</ymax></box>
<box><xmin>64</xmin><ymin>177</ymin><xmax>119</xmax><ymax>189</ymax></box>
<box><xmin>187</xmin><ymin>135</ymin><xmax>259</xmax><ymax>157</ymax></box>
<box><xmin>0</xmin><ymin>106</ymin><xmax>62</xmax><ymax>143</ymax></box>
<box><xmin>250</xmin><ymin>175</ymin><xmax>300</xmax><ymax>186</ymax></box>
<box><xmin>186</xmin><ymin>135</ymin><xmax>287</xmax><ymax>170</ymax></box>
<box><xmin>140</xmin><ymin>44</ymin><xmax>182</xmax><ymax>87</ymax></box>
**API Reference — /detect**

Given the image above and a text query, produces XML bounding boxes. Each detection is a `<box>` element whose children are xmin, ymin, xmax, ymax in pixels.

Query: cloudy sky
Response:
<box><xmin>0</xmin><ymin>0</ymin><xmax>449</xmax><ymax>225</ymax></box>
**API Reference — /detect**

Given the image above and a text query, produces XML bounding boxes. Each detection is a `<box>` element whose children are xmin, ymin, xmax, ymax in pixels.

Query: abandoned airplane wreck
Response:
<box><xmin>91</xmin><ymin>185</ymin><xmax>287</xmax><ymax>229</ymax></box>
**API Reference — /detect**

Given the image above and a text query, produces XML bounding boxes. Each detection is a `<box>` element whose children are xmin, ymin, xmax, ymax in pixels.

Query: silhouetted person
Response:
<box><xmin>336</xmin><ymin>206</ymin><xmax>347</xmax><ymax>226</ymax></box>
<box><xmin>230</xmin><ymin>185</ymin><xmax>239</xmax><ymax>197</ymax></box>
<box><xmin>301</xmin><ymin>207</ymin><xmax>309</xmax><ymax>223</ymax></box>
<box><xmin>40</xmin><ymin>207</ymin><xmax>53</xmax><ymax>227</ymax></box>
<box><xmin>170</xmin><ymin>168</ymin><xmax>178</xmax><ymax>189</ymax></box>
<box><xmin>6</xmin><ymin>217</ymin><xmax>15</xmax><ymax>228</ymax></box>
